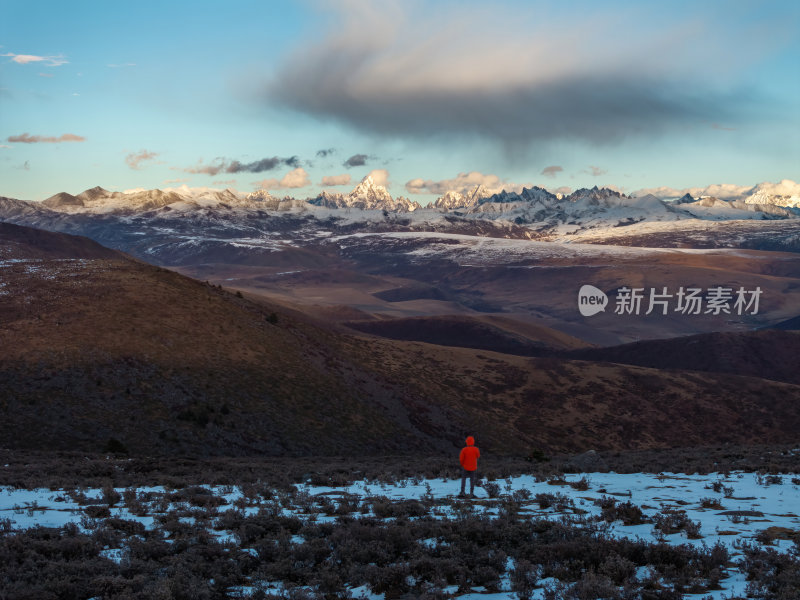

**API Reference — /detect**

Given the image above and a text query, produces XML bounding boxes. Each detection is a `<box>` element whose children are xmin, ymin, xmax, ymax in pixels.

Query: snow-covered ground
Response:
<box><xmin>2</xmin><ymin>471</ymin><xmax>797</xmax><ymax>599</ymax></box>
<box><xmin>331</xmin><ymin>230</ymin><xmax>779</xmax><ymax>266</ymax></box>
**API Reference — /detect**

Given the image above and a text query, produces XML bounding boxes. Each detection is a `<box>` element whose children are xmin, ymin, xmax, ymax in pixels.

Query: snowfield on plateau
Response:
<box><xmin>2</xmin><ymin>469</ymin><xmax>798</xmax><ymax>599</ymax></box>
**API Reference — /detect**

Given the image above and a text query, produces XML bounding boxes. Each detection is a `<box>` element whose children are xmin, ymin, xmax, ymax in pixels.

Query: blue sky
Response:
<box><xmin>1</xmin><ymin>0</ymin><xmax>798</xmax><ymax>201</ymax></box>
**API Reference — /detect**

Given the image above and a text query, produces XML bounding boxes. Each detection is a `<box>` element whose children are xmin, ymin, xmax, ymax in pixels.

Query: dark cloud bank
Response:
<box><xmin>265</xmin><ymin>2</ymin><xmax>765</xmax><ymax>150</ymax></box>
<box><xmin>185</xmin><ymin>156</ymin><xmax>300</xmax><ymax>176</ymax></box>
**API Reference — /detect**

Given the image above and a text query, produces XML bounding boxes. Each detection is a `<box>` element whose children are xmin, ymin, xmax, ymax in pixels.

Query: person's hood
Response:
<box><xmin>466</xmin><ymin>436</ymin><xmax>475</xmax><ymax>446</ymax></box>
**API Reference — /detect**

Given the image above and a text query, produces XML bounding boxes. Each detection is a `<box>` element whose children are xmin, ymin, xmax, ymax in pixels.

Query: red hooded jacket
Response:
<box><xmin>459</xmin><ymin>436</ymin><xmax>480</xmax><ymax>471</ymax></box>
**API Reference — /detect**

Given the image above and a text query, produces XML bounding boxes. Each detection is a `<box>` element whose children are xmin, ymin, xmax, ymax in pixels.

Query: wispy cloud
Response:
<box><xmin>37</xmin><ymin>72</ymin><xmax>54</xmax><ymax>78</ymax></box>
<box><xmin>182</xmin><ymin>161</ymin><xmax>226</xmax><ymax>176</ymax></box>
<box><xmin>3</xmin><ymin>52</ymin><xmax>67</xmax><ymax>66</ymax></box>
<box><xmin>587</xmin><ymin>166</ymin><xmax>607</xmax><ymax>177</ymax></box>
<box><xmin>163</xmin><ymin>178</ymin><xmax>190</xmax><ymax>185</ymax></box>
<box><xmin>212</xmin><ymin>179</ymin><xmax>236</xmax><ymax>186</ymax></box>
<box><xmin>405</xmin><ymin>171</ymin><xmax>528</xmax><ymax>196</ymax></box>
<box><xmin>541</xmin><ymin>166</ymin><xmax>563</xmax><ymax>178</ymax></box>
<box><xmin>183</xmin><ymin>156</ymin><xmax>300</xmax><ymax>176</ymax></box>
<box><xmin>7</xmin><ymin>133</ymin><xmax>85</xmax><ymax>143</ymax></box>
<box><xmin>316</xmin><ymin>148</ymin><xmax>336</xmax><ymax>158</ymax></box>
<box><xmin>267</xmin><ymin>1</ymin><xmax>772</xmax><ymax>151</ymax></box>
<box><xmin>255</xmin><ymin>167</ymin><xmax>310</xmax><ymax>190</ymax></box>
<box><xmin>125</xmin><ymin>149</ymin><xmax>159</xmax><ymax>170</ymax></box>
<box><xmin>320</xmin><ymin>174</ymin><xmax>351</xmax><ymax>187</ymax></box>
<box><xmin>343</xmin><ymin>153</ymin><xmax>368</xmax><ymax>168</ymax></box>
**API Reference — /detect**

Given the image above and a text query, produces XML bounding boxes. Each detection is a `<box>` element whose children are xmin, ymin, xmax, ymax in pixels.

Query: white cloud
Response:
<box><xmin>600</xmin><ymin>183</ymin><xmax>627</xmax><ymax>194</ymax></box>
<box><xmin>631</xmin><ymin>181</ymin><xmax>800</xmax><ymax>201</ymax></box>
<box><xmin>320</xmin><ymin>174</ymin><xmax>351</xmax><ymax>187</ymax></box>
<box><xmin>630</xmin><ymin>186</ymin><xmax>683</xmax><ymax>198</ymax></box>
<box><xmin>2</xmin><ymin>53</ymin><xmax>67</xmax><ymax>66</ymax></box>
<box><xmin>405</xmin><ymin>171</ymin><xmax>528</xmax><ymax>196</ymax></box>
<box><xmin>255</xmin><ymin>167</ymin><xmax>311</xmax><ymax>190</ymax></box>
<box><xmin>749</xmin><ymin>179</ymin><xmax>800</xmax><ymax>198</ymax></box>
<box><xmin>366</xmin><ymin>169</ymin><xmax>389</xmax><ymax>187</ymax></box>
<box><xmin>695</xmin><ymin>183</ymin><xmax>753</xmax><ymax>200</ymax></box>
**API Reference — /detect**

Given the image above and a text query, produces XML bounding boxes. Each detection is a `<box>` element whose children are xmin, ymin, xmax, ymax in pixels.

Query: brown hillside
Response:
<box><xmin>0</xmin><ymin>221</ymin><xmax>124</xmax><ymax>260</ymax></box>
<box><xmin>2</xmin><ymin>224</ymin><xmax>800</xmax><ymax>456</ymax></box>
<box><xmin>345</xmin><ymin>314</ymin><xmax>588</xmax><ymax>356</ymax></box>
<box><xmin>566</xmin><ymin>330</ymin><xmax>800</xmax><ymax>385</ymax></box>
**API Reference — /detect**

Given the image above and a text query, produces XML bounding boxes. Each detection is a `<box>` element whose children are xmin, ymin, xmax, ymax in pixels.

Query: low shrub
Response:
<box><xmin>699</xmin><ymin>497</ymin><xmax>724</xmax><ymax>510</ymax></box>
<box><xmin>568</xmin><ymin>477</ymin><xmax>590</xmax><ymax>491</ymax></box>
<box><xmin>483</xmin><ymin>481</ymin><xmax>501</xmax><ymax>498</ymax></box>
<box><xmin>84</xmin><ymin>505</ymin><xmax>111</xmax><ymax>519</ymax></box>
<box><xmin>534</xmin><ymin>492</ymin><xmax>573</xmax><ymax>510</ymax></box>
<box><xmin>600</xmin><ymin>500</ymin><xmax>648</xmax><ymax>526</ymax></box>
<box><xmin>510</xmin><ymin>558</ymin><xmax>540</xmax><ymax>600</ymax></box>
<box><xmin>653</xmin><ymin>508</ymin><xmax>702</xmax><ymax>538</ymax></box>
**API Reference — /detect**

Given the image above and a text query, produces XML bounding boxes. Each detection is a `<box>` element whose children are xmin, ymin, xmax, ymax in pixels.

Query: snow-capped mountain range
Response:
<box><xmin>17</xmin><ymin>175</ymin><xmax>800</xmax><ymax>221</ymax></box>
<box><xmin>42</xmin><ymin>185</ymin><xmax>256</xmax><ymax>214</ymax></box>
<box><xmin>740</xmin><ymin>180</ymin><xmax>800</xmax><ymax>208</ymax></box>
<box><xmin>2</xmin><ymin>176</ymin><xmax>800</xmax><ymax>266</ymax></box>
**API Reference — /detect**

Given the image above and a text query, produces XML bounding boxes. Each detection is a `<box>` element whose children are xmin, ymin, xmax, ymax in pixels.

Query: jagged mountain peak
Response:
<box><xmin>77</xmin><ymin>186</ymin><xmax>112</xmax><ymax>201</ymax></box>
<box><xmin>519</xmin><ymin>186</ymin><xmax>558</xmax><ymax>202</ymax></box>
<box><xmin>309</xmin><ymin>175</ymin><xmax>422</xmax><ymax>212</ymax></box>
<box><xmin>434</xmin><ymin>190</ymin><xmax>468</xmax><ymax>210</ymax></box>
<box><xmin>42</xmin><ymin>191</ymin><xmax>84</xmax><ymax>208</ymax></box>
<box><xmin>564</xmin><ymin>186</ymin><xmax>629</xmax><ymax>208</ymax></box>
<box><xmin>434</xmin><ymin>185</ymin><xmax>492</xmax><ymax>210</ymax></box>
<box><xmin>477</xmin><ymin>186</ymin><xmax>558</xmax><ymax>207</ymax></box>
<box><xmin>246</xmin><ymin>189</ymin><xmax>277</xmax><ymax>202</ymax></box>
<box><xmin>567</xmin><ymin>186</ymin><xmax>627</xmax><ymax>200</ymax></box>
<box><xmin>348</xmin><ymin>175</ymin><xmax>392</xmax><ymax>201</ymax></box>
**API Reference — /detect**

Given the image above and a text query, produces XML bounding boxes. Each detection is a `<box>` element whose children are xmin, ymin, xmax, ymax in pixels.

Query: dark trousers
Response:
<box><xmin>460</xmin><ymin>469</ymin><xmax>476</xmax><ymax>494</ymax></box>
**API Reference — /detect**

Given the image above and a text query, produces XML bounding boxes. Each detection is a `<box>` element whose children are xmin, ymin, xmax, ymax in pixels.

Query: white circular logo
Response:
<box><xmin>578</xmin><ymin>285</ymin><xmax>608</xmax><ymax>317</ymax></box>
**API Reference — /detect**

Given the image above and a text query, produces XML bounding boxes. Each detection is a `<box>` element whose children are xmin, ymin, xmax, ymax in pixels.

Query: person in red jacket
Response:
<box><xmin>459</xmin><ymin>435</ymin><xmax>480</xmax><ymax>498</ymax></box>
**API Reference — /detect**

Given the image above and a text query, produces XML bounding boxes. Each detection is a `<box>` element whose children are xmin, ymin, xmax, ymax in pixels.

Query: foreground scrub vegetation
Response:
<box><xmin>1</xmin><ymin>447</ymin><xmax>798</xmax><ymax>599</ymax></box>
